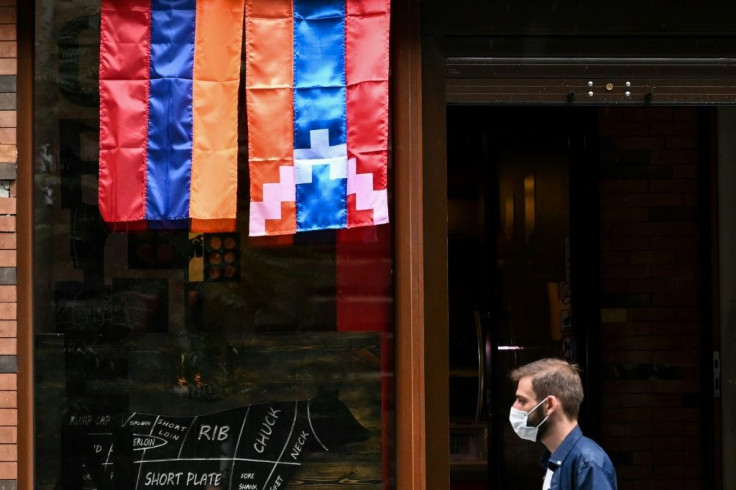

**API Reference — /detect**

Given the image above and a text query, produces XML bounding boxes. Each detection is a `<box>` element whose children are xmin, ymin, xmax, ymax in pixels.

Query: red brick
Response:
<box><xmin>602</xmin><ymin>422</ymin><xmax>633</xmax><ymax>437</ymax></box>
<box><xmin>599</xmin><ymin>121</ymin><xmax>653</xmax><ymax>136</ymax></box>
<box><xmin>673</xmin><ymin>164</ymin><xmax>698</xmax><ymax>179</ymax></box>
<box><xmin>0</xmin><ymin>25</ymin><xmax>14</xmax><ymax>42</ymax></box>
<box><xmin>650</xmin><ymin>150</ymin><xmax>698</xmax><ymax>165</ymax></box>
<box><xmin>652</xmin><ymin>464</ymin><xmax>701</xmax><ymax>480</ymax></box>
<box><xmin>0</xmin><ymin>111</ymin><xmax>13</xmax><ymax>128</ymax></box>
<box><xmin>627</xmin><ymin>278</ymin><xmax>673</xmax><ymax>292</ymax></box>
<box><xmin>602</xmin><ymin>380</ymin><xmax>653</xmax><ymax>394</ymax></box>
<box><xmin>0</xmin><ymin>321</ymin><xmax>14</xmax><ymax>337</ymax></box>
<box><xmin>672</xmin><ymin>276</ymin><xmax>698</xmax><ymax>292</ymax></box>
<box><xmin>0</xmin><ymin>286</ymin><xmax>13</xmax><ymax>303</ymax></box>
<box><xmin>0</xmin><ymin>409</ymin><xmax>15</xmax><ymax>426</ymax></box>
<box><xmin>0</xmin><ymin>444</ymin><xmax>15</xmax><ymax>462</ymax></box>
<box><xmin>601</xmin><ymin>222</ymin><xmax>632</xmax><ymax>237</ymax></box>
<box><xmin>603</xmin><ymin>393</ymin><xmax>681</xmax><ymax>408</ymax></box>
<box><xmin>0</xmin><ymin>144</ymin><xmax>14</xmax><ymax>163</ymax></box>
<box><xmin>599</xmin><ymin>435</ymin><xmax>652</xmax><ymax>451</ymax></box>
<box><xmin>601</xmin><ymin>236</ymin><xmax>650</xmax><ymax>251</ymax></box>
<box><xmin>0</xmin><ymin>234</ymin><xmax>14</xmax><ymax>249</ymax></box>
<box><xmin>0</xmin><ymin>461</ymin><xmax>15</xmax><ymax>479</ymax></box>
<box><xmin>652</xmin><ymin>292</ymin><xmax>698</xmax><ymax>307</ymax></box>
<box><xmin>651</xmin><ymin>379</ymin><xmax>701</xmax><ymax>394</ymax></box>
<box><xmin>602</xmin><ymin>322</ymin><xmax>651</xmax><ymax>337</ymax></box>
<box><xmin>0</xmin><ymin>250</ymin><xmax>14</xmax><ymax>267</ymax></box>
<box><xmin>0</xmin><ymin>216</ymin><xmax>13</xmax><ymax>232</ymax></box>
<box><xmin>0</xmin><ymin>374</ymin><xmax>15</xmax><ymax>390</ymax></box>
<box><xmin>604</xmin><ymin>334</ymin><xmax>685</xmax><ymax>350</ymax></box>
<box><xmin>632</xmin><ymin>422</ymin><xmax>683</xmax><ymax>437</ymax></box>
<box><xmin>642</xmin><ymin>193</ymin><xmax>683</xmax><ymax>207</ymax></box>
<box><xmin>651</xmin><ymin>263</ymin><xmax>698</xmax><ymax>278</ymax></box>
<box><xmin>601</xmin><ymin>264</ymin><xmax>650</xmax><ymax>278</ymax></box>
<box><xmin>0</xmin><ymin>338</ymin><xmax>15</xmax><ymax>353</ymax></box>
<box><xmin>602</xmin><ymin>350</ymin><xmax>652</xmax><ymax>364</ymax></box>
<box><xmin>629</xmin><ymin>222</ymin><xmax>688</xmax><ymax>236</ymax></box>
<box><xmin>0</xmin><ymin>392</ymin><xmax>15</xmax><ymax>408</ymax></box>
<box><xmin>601</xmin><ymin>179</ymin><xmax>648</xmax><ymax>194</ymax></box>
<box><xmin>599</xmin><ymin>107</ymin><xmax>624</xmax><ymax>121</ymax></box>
<box><xmin>673</xmin><ymin>107</ymin><xmax>698</xmax><ymax>121</ymax></box>
<box><xmin>650</xmin><ymin>235</ymin><xmax>697</xmax><ymax>250</ymax></box>
<box><xmin>627</xmin><ymin>307</ymin><xmax>697</xmax><ymax>322</ymax></box>
<box><xmin>601</xmin><ymin>207</ymin><xmax>648</xmax><ymax>222</ymax></box>
<box><xmin>0</xmin><ymin>427</ymin><xmax>16</xmax><ymax>443</ymax></box>
<box><xmin>601</xmin><ymin>193</ymin><xmax>643</xmax><ymax>208</ymax></box>
<box><xmin>651</xmin><ymin>350</ymin><xmax>701</xmax><ymax>364</ymax></box>
<box><xmin>649</xmin><ymin>179</ymin><xmax>698</xmax><ymax>193</ymax></box>
<box><xmin>649</xmin><ymin>121</ymin><xmax>697</xmax><ymax>136</ymax></box>
<box><xmin>649</xmin><ymin>322</ymin><xmax>698</xmax><ymax>336</ymax></box>
<box><xmin>602</xmin><ymin>251</ymin><xmax>626</xmax><ymax>265</ymax></box>
<box><xmin>683</xmin><ymin>193</ymin><xmax>699</xmax><ymax>206</ymax></box>
<box><xmin>0</xmin><ymin>8</ymin><xmax>14</xmax><ymax>24</ymax></box>
<box><xmin>627</xmin><ymin>250</ymin><xmax>675</xmax><ymax>264</ymax></box>
<box><xmin>674</xmin><ymin>249</ymin><xmax>699</xmax><ymax>264</ymax></box>
<box><xmin>652</xmin><ymin>407</ymin><xmax>701</xmax><ymax>422</ymax></box>
<box><xmin>617</xmin><ymin>464</ymin><xmax>655</xmax><ymax>481</ymax></box>
<box><xmin>615</xmin><ymin>136</ymin><xmax>665</xmax><ymax>151</ymax></box>
<box><xmin>601</xmin><ymin>277</ymin><xmax>628</xmax><ymax>293</ymax></box>
<box><xmin>633</xmin><ymin>451</ymin><xmax>700</xmax><ymax>466</ymax></box>
<box><xmin>0</xmin><ymin>128</ymin><xmax>13</xmax><ymax>145</ymax></box>
<box><xmin>0</xmin><ymin>58</ymin><xmax>15</xmax><ymax>75</ymax></box>
<box><xmin>602</xmin><ymin>407</ymin><xmax>653</xmax><ymax>422</ymax></box>
<box><xmin>622</xmin><ymin>107</ymin><xmax>673</xmax><ymax>122</ymax></box>
<box><xmin>665</xmin><ymin>136</ymin><xmax>697</xmax><ymax>150</ymax></box>
<box><xmin>0</xmin><ymin>41</ymin><xmax>14</xmax><ymax>58</ymax></box>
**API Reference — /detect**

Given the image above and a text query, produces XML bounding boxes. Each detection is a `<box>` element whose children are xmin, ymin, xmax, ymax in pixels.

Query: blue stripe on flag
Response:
<box><xmin>146</xmin><ymin>0</ymin><xmax>196</xmax><ymax>223</ymax></box>
<box><xmin>293</xmin><ymin>0</ymin><xmax>347</xmax><ymax>231</ymax></box>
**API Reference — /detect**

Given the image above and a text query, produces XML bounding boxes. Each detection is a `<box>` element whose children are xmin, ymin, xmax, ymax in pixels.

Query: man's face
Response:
<box><xmin>513</xmin><ymin>376</ymin><xmax>547</xmax><ymax>427</ymax></box>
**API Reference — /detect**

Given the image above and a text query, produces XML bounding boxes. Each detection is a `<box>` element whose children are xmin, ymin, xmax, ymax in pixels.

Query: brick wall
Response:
<box><xmin>598</xmin><ymin>107</ymin><xmax>705</xmax><ymax>490</ymax></box>
<box><xmin>0</xmin><ymin>0</ymin><xmax>14</xmax><ymax>488</ymax></box>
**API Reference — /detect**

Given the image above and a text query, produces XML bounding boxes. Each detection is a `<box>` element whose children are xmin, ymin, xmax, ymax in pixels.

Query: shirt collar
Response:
<box><xmin>540</xmin><ymin>425</ymin><xmax>583</xmax><ymax>470</ymax></box>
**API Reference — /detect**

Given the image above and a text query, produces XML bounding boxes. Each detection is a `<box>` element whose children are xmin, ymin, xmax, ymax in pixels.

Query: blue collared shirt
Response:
<box><xmin>539</xmin><ymin>425</ymin><xmax>618</xmax><ymax>490</ymax></box>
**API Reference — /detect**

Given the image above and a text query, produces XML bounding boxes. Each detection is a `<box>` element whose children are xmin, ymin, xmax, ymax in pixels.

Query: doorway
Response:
<box><xmin>445</xmin><ymin>105</ymin><xmax>719</xmax><ymax>489</ymax></box>
<box><xmin>446</xmin><ymin>106</ymin><xmax>600</xmax><ymax>489</ymax></box>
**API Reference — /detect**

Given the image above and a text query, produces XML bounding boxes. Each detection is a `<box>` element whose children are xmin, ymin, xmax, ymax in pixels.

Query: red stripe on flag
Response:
<box><xmin>345</xmin><ymin>0</ymin><xmax>390</xmax><ymax>228</ymax></box>
<box><xmin>99</xmin><ymin>0</ymin><xmax>151</xmax><ymax>224</ymax></box>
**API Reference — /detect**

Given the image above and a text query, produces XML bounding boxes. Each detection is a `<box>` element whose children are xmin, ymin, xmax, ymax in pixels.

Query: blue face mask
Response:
<box><xmin>508</xmin><ymin>396</ymin><xmax>550</xmax><ymax>442</ymax></box>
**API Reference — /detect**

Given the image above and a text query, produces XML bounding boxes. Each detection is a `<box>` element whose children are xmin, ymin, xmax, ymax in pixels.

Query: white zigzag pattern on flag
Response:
<box><xmin>249</xmin><ymin>165</ymin><xmax>295</xmax><ymax>236</ymax></box>
<box><xmin>348</xmin><ymin>157</ymin><xmax>389</xmax><ymax>224</ymax></box>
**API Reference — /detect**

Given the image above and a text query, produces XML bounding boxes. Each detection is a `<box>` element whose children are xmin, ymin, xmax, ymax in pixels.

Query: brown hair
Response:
<box><xmin>510</xmin><ymin>358</ymin><xmax>584</xmax><ymax>420</ymax></box>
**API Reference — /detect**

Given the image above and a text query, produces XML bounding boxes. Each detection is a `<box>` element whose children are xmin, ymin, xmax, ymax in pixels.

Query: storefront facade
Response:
<box><xmin>3</xmin><ymin>0</ymin><xmax>736</xmax><ymax>489</ymax></box>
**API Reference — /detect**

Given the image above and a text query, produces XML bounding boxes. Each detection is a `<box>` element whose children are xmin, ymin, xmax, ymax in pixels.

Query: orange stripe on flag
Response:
<box><xmin>245</xmin><ymin>0</ymin><xmax>296</xmax><ymax>235</ymax></box>
<box><xmin>190</xmin><ymin>0</ymin><xmax>244</xmax><ymax>232</ymax></box>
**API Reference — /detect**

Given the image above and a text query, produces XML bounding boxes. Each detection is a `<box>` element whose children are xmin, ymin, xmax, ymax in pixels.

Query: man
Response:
<box><xmin>510</xmin><ymin>358</ymin><xmax>617</xmax><ymax>490</ymax></box>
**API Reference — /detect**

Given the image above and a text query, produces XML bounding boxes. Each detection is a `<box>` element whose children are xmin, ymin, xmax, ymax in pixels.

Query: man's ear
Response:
<box><xmin>545</xmin><ymin>396</ymin><xmax>558</xmax><ymax>416</ymax></box>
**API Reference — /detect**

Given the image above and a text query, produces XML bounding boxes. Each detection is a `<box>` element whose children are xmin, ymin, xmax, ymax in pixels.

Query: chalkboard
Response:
<box><xmin>62</xmin><ymin>391</ymin><xmax>369</xmax><ymax>490</ymax></box>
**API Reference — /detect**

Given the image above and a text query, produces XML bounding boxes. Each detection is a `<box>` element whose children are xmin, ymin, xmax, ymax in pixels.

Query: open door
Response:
<box><xmin>447</xmin><ymin>106</ymin><xmax>600</xmax><ymax>489</ymax></box>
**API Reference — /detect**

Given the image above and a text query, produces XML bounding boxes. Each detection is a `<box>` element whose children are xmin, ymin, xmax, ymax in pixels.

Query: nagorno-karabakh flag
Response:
<box><xmin>99</xmin><ymin>0</ymin><xmax>243</xmax><ymax>232</ymax></box>
<box><xmin>246</xmin><ymin>0</ymin><xmax>390</xmax><ymax>236</ymax></box>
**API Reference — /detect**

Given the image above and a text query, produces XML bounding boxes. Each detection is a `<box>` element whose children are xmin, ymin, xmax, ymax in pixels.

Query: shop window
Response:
<box><xmin>33</xmin><ymin>3</ymin><xmax>394</xmax><ymax>489</ymax></box>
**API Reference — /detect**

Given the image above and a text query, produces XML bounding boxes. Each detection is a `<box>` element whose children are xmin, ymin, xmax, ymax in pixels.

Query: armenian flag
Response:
<box><xmin>99</xmin><ymin>0</ymin><xmax>243</xmax><ymax>232</ymax></box>
<box><xmin>246</xmin><ymin>0</ymin><xmax>390</xmax><ymax>236</ymax></box>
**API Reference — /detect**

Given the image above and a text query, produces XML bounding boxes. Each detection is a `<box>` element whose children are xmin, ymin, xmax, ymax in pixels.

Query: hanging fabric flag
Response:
<box><xmin>246</xmin><ymin>0</ymin><xmax>390</xmax><ymax>236</ymax></box>
<box><xmin>99</xmin><ymin>0</ymin><xmax>243</xmax><ymax>232</ymax></box>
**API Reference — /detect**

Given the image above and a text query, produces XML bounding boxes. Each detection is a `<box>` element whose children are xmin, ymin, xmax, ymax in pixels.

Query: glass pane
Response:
<box><xmin>33</xmin><ymin>3</ymin><xmax>395</xmax><ymax>489</ymax></box>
